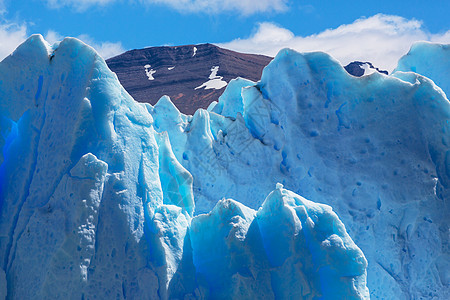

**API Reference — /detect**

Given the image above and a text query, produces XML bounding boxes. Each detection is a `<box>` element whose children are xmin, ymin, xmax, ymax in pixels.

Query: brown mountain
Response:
<box><xmin>106</xmin><ymin>44</ymin><xmax>273</xmax><ymax>115</ymax></box>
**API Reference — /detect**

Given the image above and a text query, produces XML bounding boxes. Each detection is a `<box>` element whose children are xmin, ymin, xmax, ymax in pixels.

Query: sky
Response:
<box><xmin>1</xmin><ymin>0</ymin><xmax>449</xmax><ymax>71</ymax></box>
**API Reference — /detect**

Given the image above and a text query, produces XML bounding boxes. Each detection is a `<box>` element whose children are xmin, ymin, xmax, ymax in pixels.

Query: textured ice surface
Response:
<box><xmin>0</xmin><ymin>36</ymin><xmax>369</xmax><ymax>299</ymax></box>
<box><xmin>152</xmin><ymin>47</ymin><xmax>450</xmax><ymax>299</ymax></box>
<box><xmin>0</xmin><ymin>268</ymin><xmax>5</xmax><ymax>300</ymax></box>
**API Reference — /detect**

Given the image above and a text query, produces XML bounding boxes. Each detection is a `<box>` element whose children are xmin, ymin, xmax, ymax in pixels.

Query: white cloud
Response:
<box><xmin>0</xmin><ymin>22</ymin><xmax>28</xmax><ymax>61</ymax></box>
<box><xmin>46</xmin><ymin>31</ymin><xmax>124</xmax><ymax>59</ymax></box>
<box><xmin>219</xmin><ymin>14</ymin><xmax>450</xmax><ymax>72</ymax></box>
<box><xmin>76</xmin><ymin>34</ymin><xmax>125</xmax><ymax>59</ymax></box>
<box><xmin>45</xmin><ymin>0</ymin><xmax>288</xmax><ymax>14</ymax></box>
<box><xmin>45</xmin><ymin>29</ymin><xmax>64</xmax><ymax>45</ymax></box>
<box><xmin>0</xmin><ymin>23</ymin><xmax>124</xmax><ymax>61</ymax></box>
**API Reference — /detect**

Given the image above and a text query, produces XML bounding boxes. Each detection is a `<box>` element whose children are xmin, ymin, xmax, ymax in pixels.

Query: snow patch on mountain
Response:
<box><xmin>195</xmin><ymin>66</ymin><xmax>227</xmax><ymax>90</ymax></box>
<box><xmin>144</xmin><ymin>64</ymin><xmax>156</xmax><ymax>80</ymax></box>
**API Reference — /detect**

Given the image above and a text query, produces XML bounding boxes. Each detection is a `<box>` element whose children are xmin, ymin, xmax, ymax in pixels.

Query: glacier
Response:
<box><xmin>0</xmin><ymin>35</ymin><xmax>449</xmax><ymax>300</ymax></box>
<box><xmin>0</xmin><ymin>35</ymin><xmax>368</xmax><ymax>299</ymax></box>
<box><xmin>149</xmin><ymin>44</ymin><xmax>450</xmax><ymax>299</ymax></box>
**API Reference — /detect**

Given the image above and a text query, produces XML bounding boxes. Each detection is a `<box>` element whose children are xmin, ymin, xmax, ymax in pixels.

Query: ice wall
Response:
<box><xmin>0</xmin><ymin>36</ymin><xmax>369</xmax><ymax>299</ymax></box>
<box><xmin>0</xmin><ymin>35</ymin><xmax>194</xmax><ymax>299</ymax></box>
<box><xmin>153</xmin><ymin>47</ymin><xmax>450</xmax><ymax>299</ymax></box>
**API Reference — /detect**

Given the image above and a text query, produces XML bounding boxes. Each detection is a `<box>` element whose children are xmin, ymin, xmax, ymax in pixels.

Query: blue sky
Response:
<box><xmin>1</xmin><ymin>0</ymin><xmax>449</xmax><ymax>71</ymax></box>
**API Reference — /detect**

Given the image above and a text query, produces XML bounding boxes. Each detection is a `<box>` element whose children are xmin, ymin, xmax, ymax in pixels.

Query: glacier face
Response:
<box><xmin>0</xmin><ymin>35</ymin><xmax>449</xmax><ymax>300</ymax></box>
<box><xmin>152</xmin><ymin>48</ymin><xmax>450</xmax><ymax>299</ymax></box>
<box><xmin>0</xmin><ymin>35</ymin><xmax>369</xmax><ymax>299</ymax></box>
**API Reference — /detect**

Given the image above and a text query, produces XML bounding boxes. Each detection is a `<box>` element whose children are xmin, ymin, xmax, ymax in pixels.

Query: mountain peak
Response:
<box><xmin>106</xmin><ymin>44</ymin><xmax>272</xmax><ymax>114</ymax></box>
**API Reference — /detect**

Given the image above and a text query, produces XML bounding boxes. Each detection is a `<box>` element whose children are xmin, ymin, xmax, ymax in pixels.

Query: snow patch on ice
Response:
<box><xmin>144</xmin><ymin>64</ymin><xmax>156</xmax><ymax>80</ymax></box>
<box><xmin>195</xmin><ymin>66</ymin><xmax>227</xmax><ymax>90</ymax></box>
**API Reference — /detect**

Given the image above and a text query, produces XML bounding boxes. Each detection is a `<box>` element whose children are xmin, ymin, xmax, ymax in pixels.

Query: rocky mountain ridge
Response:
<box><xmin>107</xmin><ymin>44</ymin><xmax>389</xmax><ymax>115</ymax></box>
<box><xmin>106</xmin><ymin>44</ymin><xmax>272</xmax><ymax>114</ymax></box>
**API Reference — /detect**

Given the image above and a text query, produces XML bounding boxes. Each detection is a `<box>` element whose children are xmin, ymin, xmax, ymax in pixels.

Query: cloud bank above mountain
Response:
<box><xmin>1</xmin><ymin>0</ymin><xmax>448</xmax><ymax>72</ymax></box>
<box><xmin>219</xmin><ymin>14</ymin><xmax>450</xmax><ymax>72</ymax></box>
<box><xmin>0</xmin><ymin>22</ymin><xmax>124</xmax><ymax>61</ymax></box>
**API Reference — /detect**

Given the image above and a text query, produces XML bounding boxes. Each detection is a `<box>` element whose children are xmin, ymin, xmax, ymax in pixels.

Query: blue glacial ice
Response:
<box><xmin>0</xmin><ymin>35</ymin><xmax>449</xmax><ymax>299</ymax></box>
<box><xmin>188</xmin><ymin>184</ymin><xmax>368</xmax><ymax>299</ymax></box>
<box><xmin>0</xmin><ymin>35</ymin><xmax>193</xmax><ymax>299</ymax></box>
<box><xmin>154</xmin><ymin>48</ymin><xmax>450</xmax><ymax>299</ymax></box>
<box><xmin>395</xmin><ymin>42</ymin><xmax>450</xmax><ymax>97</ymax></box>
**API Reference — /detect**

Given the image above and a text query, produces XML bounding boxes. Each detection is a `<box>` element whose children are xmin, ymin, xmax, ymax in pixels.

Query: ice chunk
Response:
<box><xmin>187</xmin><ymin>187</ymin><xmax>369</xmax><ymax>299</ymax></box>
<box><xmin>256</xmin><ymin>186</ymin><xmax>368</xmax><ymax>299</ymax></box>
<box><xmin>190</xmin><ymin>199</ymin><xmax>256</xmax><ymax>297</ymax></box>
<box><xmin>151</xmin><ymin>96</ymin><xmax>189</xmax><ymax>159</ymax></box>
<box><xmin>147</xmin><ymin>204</ymin><xmax>190</xmax><ymax>288</ymax></box>
<box><xmin>211</xmin><ymin>77</ymin><xmax>255</xmax><ymax>118</ymax></box>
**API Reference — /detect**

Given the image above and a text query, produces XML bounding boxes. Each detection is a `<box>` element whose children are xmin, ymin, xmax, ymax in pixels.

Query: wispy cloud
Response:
<box><xmin>0</xmin><ymin>22</ymin><xmax>28</xmax><ymax>61</ymax></box>
<box><xmin>45</xmin><ymin>0</ymin><xmax>116</xmax><ymax>11</ymax></box>
<box><xmin>219</xmin><ymin>14</ymin><xmax>450</xmax><ymax>72</ymax></box>
<box><xmin>76</xmin><ymin>34</ymin><xmax>125</xmax><ymax>59</ymax></box>
<box><xmin>146</xmin><ymin>0</ymin><xmax>289</xmax><ymax>15</ymax></box>
<box><xmin>45</xmin><ymin>0</ymin><xmax>288</xmax><ymax>14</ymax></box>
<box><xmin>0</xmin><ymin>0</ymin><xmax>6</xmax><ymax>14</ymax></box>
